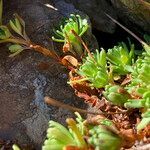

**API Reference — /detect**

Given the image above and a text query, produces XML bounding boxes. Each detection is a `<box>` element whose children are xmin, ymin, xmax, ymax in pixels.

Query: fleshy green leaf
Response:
<box><xmin>14</xmin><ymin>14</ymin><xmax>30</xmax><ymax>41</ymax></box>
<box><xmin>88</xmin><ymin>125</ymin><xmax>122</xmax><ymax>150</ymax></box>
<box><xmin>107</xmin><ymin>42</ymin><xmax>134</xmax><ymax>75</ymax></box>
<box><xmin>9</xmin><ymin>19</ymin><xmax>22</xmax><ymax>36</ymax></box>
<box><xmin>52</xmin><ymin>14</ymin><xmax>89</xmax><ymax>56</ymax></box>
<box><xmin>137</xmin><ymin>116</ymin><xmax>150</xmax><ymax>131</ymax></box>
<box><xmin>8</xmin><ymin>44</ymin><xmax>24</xmax><ymax>57</ymax></box>
<box><xmin>124</xmin><ymin>99</ymin><xmax>145</xmax><ymax>108</ymax></box>
<box><xmin>9</xmin><ymin>44</ymin><xmax>23</xmax><ymax>53</ymax></box>
<box><xmin>104</xmin><ymin>85</ymin><xmax>129</xmax><ymax>106</ymax></box>
<box><xmin>0</xmin><ymin>26</ymin><xmax>11</xmax><ymax>39</ymax></box>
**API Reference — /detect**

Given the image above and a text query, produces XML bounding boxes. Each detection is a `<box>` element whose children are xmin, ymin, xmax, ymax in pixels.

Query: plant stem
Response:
<box><xmin>71</xmin><ymin>30</ymin><xmax>96</xmax><ymax>62</ymax></box>
<box><xmin>44</xmin><ymin>96</ymin><xmax>104</xmax><ymax>115</ymax></box>
<box><xmin>0</xmin><ymin>38</ymin><xmax>28</xmax><ymax>45</ymax></box>
<box><xmin>29</xmin><ymin>43</ymin><xmax>60</xmax><ymax>60</ymax></box>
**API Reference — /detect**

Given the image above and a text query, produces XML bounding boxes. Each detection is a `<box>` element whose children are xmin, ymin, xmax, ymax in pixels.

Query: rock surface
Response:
<box><xmin>111</xmin><ymin>0</ymin><xmax>150</xmax><ymax>34</ymax></box>
<box><xmin>0</xmin><ymin>0</ymin><xmax>149</xmax><ymax>149</ymax></box>
<box><xmin>66</xmin><ymin>0</ymin><xmax>150</xmax><ymax>34</ymax></box>
<box><xmin>65</xmin><ymin>0</ymin><xmax>117</xmax><ymax>33</ymax></box>
<box><xmin>1</xmin><ymin>0</ymin><xmax>89</xmax><ymax>149</ymax></box>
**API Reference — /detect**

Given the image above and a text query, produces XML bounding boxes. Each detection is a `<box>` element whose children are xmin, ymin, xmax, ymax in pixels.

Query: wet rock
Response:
<box><xmin>111</xmin><ymin>0</ymin><xmax>150</xmax><ymax>34</ymax></box>
<box><xmin>65</xmin><ymin>0</ymin><xmax>150</xmax><ymax>34</ymax></box>
<box><xmin>65</xmin><ymin>0</ymin><xmax>117</xmax><ymax>33</ymax></box>
<box><xmin>0</xmin><ymin>0</ymin><xmax>89</xmax><ymax>148</ymax></box>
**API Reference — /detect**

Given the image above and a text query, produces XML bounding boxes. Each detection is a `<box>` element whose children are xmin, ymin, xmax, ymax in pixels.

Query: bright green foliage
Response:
<box><xmin>124</xmin><ymin>91</ymin><xmax>150</xmax><ymax>109</ymax></box>
<box><xmin>78</xmin><ymin>49</ymin><xmax>109</xmax><ymax>88</ymax></box>
<box><xmin>88</xmin><ymin>125</ymin><xmax>122</xmax><ymax>150</ymax></box>
<box><xmin>104</xmin><ymin>85</ymin><xmax>130</xmax><ymax>106</ymax></box>
<box><xmin>74</xmin><ymin>112</ymin><xmax>86</xmax><ymax>135</ymax></box>
<box><xmin>52</xmin><ymin>14</ymin><xmax>89</xmax><ymax>55</ymax></box>
<box><xmin>42</xmin><ymin>113</ymin><xmax>88</xmax><ymax>150</ymax></box>
<box><xmin>107</xmin><ymin>42</ymin><xmax>134</xmax><ymax>75</ymax></box>
<box><xmin>130</xmin><ymin>55</ymin><xmax>150</xmax><ymax>87</ymax></box>
<box><xmin>125</xmin><ymin>49</ymin><xmax>150</xmax><ymax>107</ymax></box>
<box><xmin>0</xmin><ymin>0</ymin><xmax>150</xmax><ymax>143</ymax></box>
<box><xmin>66</xmin><ymin>118</ymin><xmax>87</xmax><ymax>148</ymax></box>
<box><xmin>137</xmin><ymin>110</ymin><xmax>150</xmax><ymax>131</ymax></box>
<box><xmin>75</xmin><ymin>42</ymin><xmax>135</xmax><ymax>88</ymax></box>
<box><xmin>42</xmin><ymin>121</ymin><xmax>76</xmax><ymax>150</ymax></box>
<box><xmin>43</xmin><ymin>113</ymin><xmax>123</xmax><ymax>150</ymax></box>
<box><xmin>76</xmin><ymin>38</ymin><xmax>150</xmax><ymax>130</ymax></box>
<box><xmin>124</xmin><ymin>40</ymin><xmax>150</xmax><ymax>131</ymax></box>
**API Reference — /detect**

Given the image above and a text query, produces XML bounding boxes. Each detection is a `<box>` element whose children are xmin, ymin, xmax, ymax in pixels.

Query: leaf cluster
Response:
<box><xmin>42</xmin><ymin>112</ymin><xmax>123</xmax><ymax>150</ymax></box>
<box><xmin>42</xmin><ymin>112</ymin><xmax>88</xmax><ymax>150</ymax></box>
<box><xmin>52</xmin><ymin>14</ymin><xmax>89</xmax><ymax>56</ymax></box>
<box><xmin>73</xmin><ymin>37</ymin><xmax>150</xmax><ymax>130</ymax></box>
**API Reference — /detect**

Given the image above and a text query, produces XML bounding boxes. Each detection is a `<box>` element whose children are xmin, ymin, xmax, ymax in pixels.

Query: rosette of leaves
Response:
<box><xmin>125</xmin><ymin>42</ymin><xmax>150</xmax><ymax>104</ymax></box>
<box><xmin>126</xmin><ymin>57</ymin><xmax>150</xmax><ymax>95</ymax></box>
<box><xmin>42</xmin><ymin>112</ymin><xmax>87</xmax><ymax>150</ymax></box>
<box><xmin>103</xmin><ymin>85</ymin><xmax>130</xmax><ymax>106</ymax></box>
<box><xmin>52</xmin><ymin>14</ymin><xmax>89</xmax><ymax>56</ymax></box>
<box><xmin>0</xmin><ymin>4</ymin><xmax>30</xmax><ymax>57</ymax></box>
<box><xmin>76</xmin><ymin>49</ymin><xmax>109</xmax><ymax>88</ymax></box>
<box><xmin>88</xmin><ymin>123</ymin><xmax>122</xmax><ymax>150</ymax></box>
<box><xmin>125</xmin><ymin>86</ymin><xmax>150</xmax><ymax>131</ymax></box>
<box><xmin>107</xmin><ymin>42</ymin><xmax>134</xmax><ymax>75</ymax></box>
<box><xmin>124</xmin><ymin>38</ymin><xmax>150</xmax><ymax>131</ymax></box>
<box><xmin>137</xmin><ymin>110</ymin><xmax>150</xmax><ymax>131</ymax></box>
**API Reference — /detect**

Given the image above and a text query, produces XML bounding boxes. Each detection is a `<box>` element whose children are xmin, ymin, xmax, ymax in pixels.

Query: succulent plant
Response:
<box><xmin>52</xmin><ymin>14</ymin><xmax>89</xmax><ymax>56</ymax></box>
<box><xmin>123</xmin><ymin>37</ymin><xmax>150</xmax><ymax>131</ymax></box>
<box><xmin>103</xmin><ymin>85</ymin><xmax>130</xmax><ymax>106</ymax></box>
<box><xmin>107</xmin><ymin>42</ymin><xmax>134</xmax><ymax>75</ymax></box>
<box><xmin>88</xmin><ymin>125</ymin><xmax>122</xmax><ymax>150</ymax></box>
<box><xmin>42</xmin><ymin>120</ymin><xmax>76</xmax><ymax>150</ymax></box>
<box><xmin>77</xmin><ymin>49</ymin><xmax>109</xmax><ymax>88</ymax></box>
<box><xmin>42</xmin><ymin>112</ymin><xmax>87</xmax><ymax>150</ymax></box>
<box><xmin>0</xmin><ymin>0</ymin><xmax>150</xmax><ymax>146</ymax></box>
<box><xmin>137</xmin><ymin>110</ymin><xmax>150</xmax><ymax>131</ymax></box>
<box><xmin>124</xmin><ymin>91</ymin><xmax>150</xmax><ymax>131</ymax></box>
<box><xmin>124</xmin><ymin>91</ymin><xmax>150</xmax><ymax>109</ymax></box>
